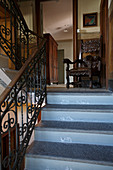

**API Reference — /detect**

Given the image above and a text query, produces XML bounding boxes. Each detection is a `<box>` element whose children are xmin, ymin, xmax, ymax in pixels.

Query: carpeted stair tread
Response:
<box><xmin>42</xmin><ymin>104</ymin><xmax>113</xmax><ymax>111</ymax></box>
<box><xmin>36</xmin><ymin>121</ymin><xmax>113</xmax><ymax>132</ymax></box>
<box><xmin>26</xmin><ymin>141</ymin><xmax>113</xmax><ymax>164</ymax></box>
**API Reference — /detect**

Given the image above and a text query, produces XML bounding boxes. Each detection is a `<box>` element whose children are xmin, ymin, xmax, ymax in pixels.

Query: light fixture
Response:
<box><xmin>64</xmin><ymin>29</ymin><xmax>68</xmax><ymax>33</ymax></box>
<box><xmin>77</xmin><ymin>29</ymin><xmax>80</xmax><ymax>33</ymax></box>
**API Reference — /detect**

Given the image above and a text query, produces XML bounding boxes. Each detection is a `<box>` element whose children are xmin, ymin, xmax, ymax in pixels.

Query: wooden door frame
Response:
<box><xmin>73</xmin><ymin>0</ymin><xmax>78</xmax><ymax>61</ymax></box>
<box><xmin>100</xmin><ymin>0</ymin><xmax>109</xmax><ymax>89</ymax></box>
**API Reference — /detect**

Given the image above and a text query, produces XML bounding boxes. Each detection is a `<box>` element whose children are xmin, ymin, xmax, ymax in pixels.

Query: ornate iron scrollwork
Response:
<box><xmin>0</xmin><ymin>1</ymin><xmax>46</xmax><ymax>169</ymax></box>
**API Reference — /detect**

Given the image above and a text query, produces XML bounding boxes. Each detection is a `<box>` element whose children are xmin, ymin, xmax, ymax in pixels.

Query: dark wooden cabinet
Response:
<box><xmin>44</xmin><ymin>33</ymin><xmax>58</xmax><ymax>85</ymax></box>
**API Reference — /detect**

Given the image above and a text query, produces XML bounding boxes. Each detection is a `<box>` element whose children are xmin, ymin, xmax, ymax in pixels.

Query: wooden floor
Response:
<box><xmin>47</xmin><ymin>84</ymin><xmax>108</xmax><ymax>93</ymax></box>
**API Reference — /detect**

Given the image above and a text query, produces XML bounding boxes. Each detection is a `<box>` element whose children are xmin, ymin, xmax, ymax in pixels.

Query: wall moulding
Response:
<box><xmin>78</xmin><ymin>32</ymin><xmax>100</xmax><ymax>40</ymax></box>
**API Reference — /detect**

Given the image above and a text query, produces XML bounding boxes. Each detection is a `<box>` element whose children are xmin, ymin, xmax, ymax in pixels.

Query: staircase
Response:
<box><xmin>0</xmin><ymin>53</ymin><xmax>18</xmax><ymax>94</ymax></box>
<box><xmin>25</xmin><ymin>90</ymin><xmax>113</xmax><ymax>170</ymax></box>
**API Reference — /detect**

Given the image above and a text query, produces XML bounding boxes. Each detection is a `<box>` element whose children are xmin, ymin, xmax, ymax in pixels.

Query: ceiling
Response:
<box><xmin>42</xmin><ymin>0</ymin><xmax>73</xmax><ymax>41</ymax></box>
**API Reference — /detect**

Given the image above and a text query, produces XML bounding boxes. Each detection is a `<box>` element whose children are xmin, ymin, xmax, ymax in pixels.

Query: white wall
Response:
<box><xmin>78</xmin><ymin>0</ymin><xmax>101</xmax><ymax>33</ymax></box>
<box><xmin>57</xmin><ymin>40</ymin><xmax>73</xmax><ymax>84</ymax></box>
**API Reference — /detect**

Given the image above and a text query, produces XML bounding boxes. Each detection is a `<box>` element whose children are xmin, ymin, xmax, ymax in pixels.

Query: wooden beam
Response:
<box><xmin>105</xmin><ymin>0</ymin><xmax>108</xmax><ymax>89</ymax></box>
<box><xmin>73</xmin><ymin>0</ymin><xmax>78</xmax><ymax>61</ymax></box>
<box><xmin>35</xmin><ymin>0</ymin><xmax>41</xmax><ymax>36</ymax></box>
<box><xmin>100</xmin><ymin>0</ymin><xmax>108</xmax><ymax>88</ymax></box>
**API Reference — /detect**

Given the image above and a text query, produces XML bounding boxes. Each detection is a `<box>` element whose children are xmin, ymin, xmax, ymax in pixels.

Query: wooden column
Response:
<box><xmin>105</xmin><ymin>0</ymin><xmax>108</xmax><ymax>89</ymax></box>
<box><xmin>35</xmin><ymin>0</ymin><xmax>41</xmax><ymax>36</ymax></box>
<box><xmin>73</xmin><ymin>0</ymin><xmax>78</xmax><ymax>61</ymax></box>
<box><xmin>100</xmin><ymin>0</ymin><xmax>108</xmax><ymax>88</ymax></box>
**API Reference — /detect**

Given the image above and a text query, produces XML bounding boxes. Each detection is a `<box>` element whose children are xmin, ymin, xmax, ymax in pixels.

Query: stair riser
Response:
<box><xmin>47</xmin><ymin>94</ymin><xmax>113</xmax><ymax>105</ymax></box>
<box><xmin>41</xmin><ymin>110</ymin><xmax>113</xmax><ymax>123</ymax></box>
<box><xmin>35</xmin><ymin>130</ymin><xmax>113</xmax><ymax>146</ymax></box>
<box><xmin>0</xmin><ymin>55</ymin><xmax>9</xmax><ymax>68</ymax></box>
<box><xmin>25</xmin><ymin>157</ymin><xmax>113</xmax><ymax>170</ymax></box>
<box><xmin>4</xmin><ymin>70</ymin><xmax>18</xmax><ymax>80</ymax></box>
<box><xmin>0</xmin><ymin>85</ymin><xmax>5</xmax><ymax>95</ymax></box>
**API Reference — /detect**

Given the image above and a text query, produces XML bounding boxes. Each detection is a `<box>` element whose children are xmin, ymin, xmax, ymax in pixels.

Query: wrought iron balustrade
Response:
<box><xmin>0</xmin><ymin>0</ymin><xmax>47</xmax><ymax>169</ymax></box>
<box><xmin>0</xmin><ymin>39</ymin><xmax>46</xmax><ymax>169</ymax></box>
<box><xmin>0</xmin><ymin>0</ymin><xmax>42</xmax><ymax>69</ymax></box>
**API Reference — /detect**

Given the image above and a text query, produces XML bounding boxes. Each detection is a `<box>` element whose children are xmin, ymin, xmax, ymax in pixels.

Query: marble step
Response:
<box><xmin>2</xmin><ymin>68</ymin><xmax>18</xmax><ymax>80</ymax></box>
<box><xmin>41</xmin><ymin>104</ymin><xmax>113</xmax><ymax>123</ymax></box>
<box><xmin>25</xmin><ymin>141</ymin><xmax>113</xmax><ymax>170</ymax></box>
<box><xmin>0</xmin><ymin>54</ymin><xmax>9</xmax><ymax>68</ymax></box>
<box><xmin>0</xmin><ymin>69</ymin><xmax>11</xmax><ymax>95</ymax></box>
<box><xmin>35</xmin><ymin>121</ymin><xmax>113</xmax><ymax>146</ymax></box>
<box><xmin>47</xmin><ymin>92</ymin><xmax>113</xmax><ymax>105</ymax></box>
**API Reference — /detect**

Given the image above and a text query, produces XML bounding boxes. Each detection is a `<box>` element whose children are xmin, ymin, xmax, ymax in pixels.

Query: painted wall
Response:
<box><xmin>78</xmin><ymin>0</ymin><xmax>101</xmax><ymax>33</ymax></box>
<box><xmin>57</xmin><ymin>40</ymin><xmax>73</xmax><ymax>84</ymax></box>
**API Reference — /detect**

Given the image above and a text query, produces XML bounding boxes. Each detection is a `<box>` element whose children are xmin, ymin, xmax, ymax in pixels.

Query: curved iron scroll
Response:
<box><xmin>0</xmin><ymin>0</ymin><xmax>42</xmax><ymax>69</ymax></box>
<box><xmin>0</xmin><ymin>41</ymin><xmax>46</xmax><ymax>169</ymax></box>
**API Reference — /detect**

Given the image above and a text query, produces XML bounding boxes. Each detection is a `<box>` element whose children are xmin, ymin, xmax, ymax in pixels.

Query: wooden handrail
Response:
<box><xmin>0</xmin><ymin>38</ymin><xmax>46</xmax><ymax>105</ymax></box>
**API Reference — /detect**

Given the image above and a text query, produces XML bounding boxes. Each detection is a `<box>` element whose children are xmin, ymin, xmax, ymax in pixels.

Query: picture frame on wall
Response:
<box><xmin>83</xmin><ymin>12</ymin><xmax>97</xmax><ymax>27</ymax></box>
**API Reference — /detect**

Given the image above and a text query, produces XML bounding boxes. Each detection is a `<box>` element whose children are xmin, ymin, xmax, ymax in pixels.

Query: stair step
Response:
<box><xmin>37</xmin><ymin>121</ymin><xmax>113</xmax><ymax>132</ymax></box>
<box><xmin>42</xmin><ymin>104</ymin><xmax>113</xmax><ymax>123</ymax></box>
<box><xmin>26</xmin><ymin>91</ymin><xmax>113</xmax><ymax>170</ymax></box>
<box><xmin>0</xmin><ymin>54</ymin><xmax>9</xmax><ymax>68</ymax></box>
<box><xmin>0</xmin><ymin>69</ymin><xmax>11</xmax><ymax>94</ymax></box>
<box><xmin>47</xmin><ymin>92</ymin><xmax>113</xmax><ymax>105</ymax></box>
<box><xmin>0</xmin><ymin>85</ymin><xmax>5</xmax><ymax>95</ymax></box>
<box><xmin>35</xmin><ymin>121</ymin><xmax>113</xmax><ymax>146</ymax></box>
<box><xmin>25</xmin><ymin>141</ymin><xmax>113</xmax><ymax>170</ymax></box>
<box><xmin>2</xmin><ymin>68</ymin><xmax>18</xmax><ymax>80</ymax></box>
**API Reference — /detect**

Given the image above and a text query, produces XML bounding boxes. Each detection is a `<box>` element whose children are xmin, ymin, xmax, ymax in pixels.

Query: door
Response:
<box><xmin>58</xmin><ymin>50</ymin><xmax>64</xmax><ymax>84</ymax></box>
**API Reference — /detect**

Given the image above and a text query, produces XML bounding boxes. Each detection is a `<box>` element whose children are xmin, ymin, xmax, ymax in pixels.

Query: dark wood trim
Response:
<box><xmin>35</xmin><ymin>0</ymin><xmax>41</xmax><ymax>36</ymax></box>
<box><xmin>100</xmin><ymin>0</ymin><xmax>108</xmax><ymax>89</ymax></box>
<box><xmin>109</xmin><ymin>0</ymin><xmax>113</xmax><ymax>22</ymax></box>
<box><xmin>105</xmin><ymin>0</ymin><xmax>109</xmax><ymax>89</ymax></box>
<box><xmin>73</xmin><ymin>0</ymin><xmax>78</xmax><ymax>61</ymax></box>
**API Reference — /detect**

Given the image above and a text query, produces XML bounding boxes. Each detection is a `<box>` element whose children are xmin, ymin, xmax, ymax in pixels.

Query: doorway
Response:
<box><xmin>58</xmin><ymin>50</ymin><xmax>64</xmax><ymax>84</ymax></box>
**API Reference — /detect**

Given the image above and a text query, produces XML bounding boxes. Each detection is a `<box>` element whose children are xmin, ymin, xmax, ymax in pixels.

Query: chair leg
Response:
<box><xmin>89</xmin><ymin>76</ymin><xmax>92</xmax><ymax>88</ymax></box>
<box><xmin>74</xmin><ymin>76</ymin><xmax>76</xmax><ymax>88</ymax></box>
<box><xmin>98</xmin><ymin>75</ymin><xmax>101</xmax><ymax>88</ymax></box>
<box><xmin>66</xmin><ymin>74</ymin><xmax>69</xmax><ymax>88</ymax></box>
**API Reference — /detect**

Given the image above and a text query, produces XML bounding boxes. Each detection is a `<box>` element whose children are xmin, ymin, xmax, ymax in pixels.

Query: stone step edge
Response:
<box><xmin>2</xmin><ymin>68</ymin><xmax>19</xmax><ymax>73</ymax></box>
<box><xmin>47</xmin><ymin>92</ymin><xmax>113</xmax><ymax>96</ymax></box>
<box><xmin>26</xmin><ymin>153</ymin><xmax>113</xmax><ymax>167</ymax></box>
<box><xmin>42</xmin><ymin>107</ymin><xmax>113</xmax><ymax>113</ymax></box>
<box><xmin>35</xmin><ymin>126</ymin><xmax>113</xmax><ymax>135</ymax></box>
<box><xmin>0</xmin><ymin>54</ymin><xmax>8</xmax><ymax>59</ymax></box>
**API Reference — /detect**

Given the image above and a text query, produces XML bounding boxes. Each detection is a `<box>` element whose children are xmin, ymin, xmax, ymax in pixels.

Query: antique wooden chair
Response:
<box><xmin>63</xmin><ymin>38</ymin><xmax>101</xmax><ymax>88</ymax></box>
